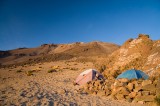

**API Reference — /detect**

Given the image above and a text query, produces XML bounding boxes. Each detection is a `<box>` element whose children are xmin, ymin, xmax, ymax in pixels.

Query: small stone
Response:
<box><xmin>94</xmin><ymin>80</ymin><xmax>101</xmax><ymax>86</ymax></box>
<box><xmin>57</xmin><ymin>89</ymin><xmax>66</xmax><ymax>94</ymax></box>
<box><xmin>98</xmin><ymin>84</ymin><xmax>102</xmax><ymax>90</ymax></box>
<box><xmin>125</xmin><ymin>97</ymin><xmax>132</xmax><ymax>103</ymax></box>
<box><xmin>92</xmin><ymin>91</ymin><xmax>97</xmax><ymax>95</ymax></box>
<box><xmin>83</xmin><ymin>84</ymin><xmax>89</xmax><ymax>90</ymax></box>
<box><xmin>85</xmin><ymin>89</ymin><xmax>94</xmax><ymax>94</ymax></box>
<box><xmin>105</xmin><ymin>89</ymin><xmax>111</xmax><ymax>96</ymax></box>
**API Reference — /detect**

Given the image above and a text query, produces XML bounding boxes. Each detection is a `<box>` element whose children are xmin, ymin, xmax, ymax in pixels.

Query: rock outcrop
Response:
<box><xmin>104</xmin><ymin>34</ymin><xmax>160</xmax><ymax>78</ymax></box>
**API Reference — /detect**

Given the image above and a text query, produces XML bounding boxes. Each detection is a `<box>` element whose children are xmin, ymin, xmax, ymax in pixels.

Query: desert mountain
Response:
<box><xmin>104</xmin><ymin>34</ymin><xmax>160</xmax><ymax>77</ymax></box>
<box><xmin>0</xmin><ymin>41</ymin><xmax>119</xmax><ymax>66</ymax></box>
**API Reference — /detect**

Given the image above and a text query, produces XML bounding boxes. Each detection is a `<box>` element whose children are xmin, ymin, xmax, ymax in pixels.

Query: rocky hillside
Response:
<box><xmin>104</xmin><ymin>34</ymin><xmax>160</xmax><ymax>77</ymax></box>
<box><xmin>0</xmin><ymin>42</ymin><xmax>119</xmax><ymax>66</ymax></box>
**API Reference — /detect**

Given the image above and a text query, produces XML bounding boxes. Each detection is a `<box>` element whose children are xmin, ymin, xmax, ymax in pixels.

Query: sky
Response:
<box><xmin>0</xmin><ymin>0</ymin><xmax>160</xmax><ymax>50</ymax></box>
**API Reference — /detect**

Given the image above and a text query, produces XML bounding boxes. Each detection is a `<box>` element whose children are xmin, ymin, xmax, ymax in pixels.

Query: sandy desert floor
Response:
<box><xmin>0</xmin><ymin>61</ymin><xmax>145</xmax><ymax>106</ymax></box>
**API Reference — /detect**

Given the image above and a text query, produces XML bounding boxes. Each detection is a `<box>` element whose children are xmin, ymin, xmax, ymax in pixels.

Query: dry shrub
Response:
<box><xmin>94</xmin><ymin>63</ymin><xmax>106</xmax><ymax>73</ymax></box>
<box><xmin>48</xmin><ymin>69</ymin><xmax>57</xmax><ymax>73</ymax></box>
<box><xmin>154</xmin><ymin>95</ymin><xmax>160</xmax><ymax>106</ymax></box>
<box><xmin>70</xmin><ymin>68</ymin><xmax>78</xmax><ymax>71</ymax></box>
<box><xmin>26</xmin><ymin>70</ymin><xmax>33</xmax><ymax>76</ymax></box>
<box><xmin>16</xmin><ymin>70</ymin><xmax>22</xmax><ymax>73</ymax></box>
<box><xmin>99</xmin><ymin>65</ymin><xmax>106</xmax><ymax>73</ymax></box>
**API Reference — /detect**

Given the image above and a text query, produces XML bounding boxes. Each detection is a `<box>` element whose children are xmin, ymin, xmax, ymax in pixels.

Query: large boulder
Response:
<box><xmin>134</xmin><ymin>85</ymin><xmax>142</xmax><ymax>92</ymax></box>
<box><xmin>118</xmin><ymin>78</ymin><xmax>129</xmax><ymax>83</ymax></box>
<box><xmin>142</xmin><ymin>80</ymin><xmax>152</xmax><ymax>86</ymax></box>
<box><xmin>141</xmin><ymin>91</ymin><xmax>150</xmax><ymax>96</ymax></box>
<box><xmin>113</xmin><ymin>80</ymin><xmax>127</xmax><ymax>87</ymax></box>
<box><xmin>94</xmin><ymin>80</ymin><xmax>101</xmax><ymax>87</ymax></box>
<box><xmin>134</xmin><ymin>95</ymin><xmax>155</xmax><ymax>102</ymax></box>
<box><xmin>127</xmin><ymin>83</ymin><xmax>134</xmax><ymax>91</ymax></box>
<box><xmin>85</xmin><ymin>89</ymin><xmax>94</xmax><ymax>94</ymax></box>
<box><xmin>142</xmin><ymin>84</ymin><xmax>156</xmax><ymax>92</ymax></box>
<box><xmin>111</xmin><ymin>87</ymin><xmax>122</xmax><ymax>96</ymax></box>
<box><xmin>129</xmin><ymin>92</ymin><xmax>137</xmax><ymax>98</ymax></box>
<box><xmin>132</xmin><ymin>81</ymin><xmax>139</xmax><ymax>88</ymax></box>
<box><xmin>115</xmin><ymin>94</ymin><xmax>125</xmax><ymax>100</ymax></box>
<box><xmin>119</xmin><ymin>87</ymin><xmax>130</xmax><ymax>95</ymax></box>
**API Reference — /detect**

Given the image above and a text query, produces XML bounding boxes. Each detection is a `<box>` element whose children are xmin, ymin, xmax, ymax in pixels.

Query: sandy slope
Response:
<box><xmin>0</xmin><ymin>61</ymin><xmax>144</xmax><ymax>106</ymax></box>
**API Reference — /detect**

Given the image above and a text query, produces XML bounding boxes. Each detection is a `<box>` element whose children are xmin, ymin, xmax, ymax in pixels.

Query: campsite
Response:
<box><xmin>0</xmin><ymin>61</ymin><xmax>151</xmax><ymax>106</ymax></box>
<box><xmin>1</xmin><ymin>0</ymin><xmax>160</xmax><ymax>105</ymax></box>
<box><xmin>0</xmin><ymin>34</ymin><xmax>160</xmax><ymax>106</ymax></box>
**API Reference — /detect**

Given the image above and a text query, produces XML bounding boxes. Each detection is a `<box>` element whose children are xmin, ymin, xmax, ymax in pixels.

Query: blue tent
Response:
<box><xmin>116</xmin><ymin>69</ymin><xmax>149</xmax><ymax>80</ymax></box>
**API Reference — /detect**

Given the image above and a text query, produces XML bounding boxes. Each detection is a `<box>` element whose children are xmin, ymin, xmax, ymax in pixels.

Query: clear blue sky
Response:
<box><xmin>0</xmin><ymin>0</ymin><xmax>160</xmax><ymax>50</ymax></box>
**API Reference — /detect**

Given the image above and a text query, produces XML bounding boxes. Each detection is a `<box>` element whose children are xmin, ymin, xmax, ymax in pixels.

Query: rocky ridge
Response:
<box><xmin>0</xmin><ymin>42</ymin><xmax>119</xmax><ymax>67</ymax></box>
<box><xmin>104</xmin><ymin>34</ymin><xmax>160</xmax><ymax>78</ymax></box>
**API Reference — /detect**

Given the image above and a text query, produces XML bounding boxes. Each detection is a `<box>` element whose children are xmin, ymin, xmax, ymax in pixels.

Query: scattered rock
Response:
<box><xmin>97</xmin><ymin>90</ymin><xmax>106</xmax><ymax>96</ymax></box>
<box><xmin>119</xmin><ymin>87</ymin><xmax>130</xmax><ymax>95</ymax></box>
<box><xmin>57</xmin><ymin>89</ymin><xmax>66</xmax><ymax>94</ymax></box>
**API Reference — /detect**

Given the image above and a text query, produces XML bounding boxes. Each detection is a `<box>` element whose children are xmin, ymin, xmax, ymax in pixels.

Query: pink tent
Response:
<box><xmin>75</xmin><ymin>69</ymin><xmax>103</xmax><ymax>85</ymax></box>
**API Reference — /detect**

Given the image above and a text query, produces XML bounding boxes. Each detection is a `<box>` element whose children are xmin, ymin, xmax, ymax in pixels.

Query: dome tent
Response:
<box><xmin>75</xmin><ymin>69</ymin><xmax>103</xmax><ymax>85</ymax></box>
<box><xmin>116</xmin><ymin>69</ymin><xmax>149</xmax><ymax>80</ymax></box>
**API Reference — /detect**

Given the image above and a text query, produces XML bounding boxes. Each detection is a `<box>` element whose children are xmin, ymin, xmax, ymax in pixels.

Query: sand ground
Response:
<box><xmin>0</xmin><ymin>61</ymin><xmax>145</xmax><ymax>106</ymax></box>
